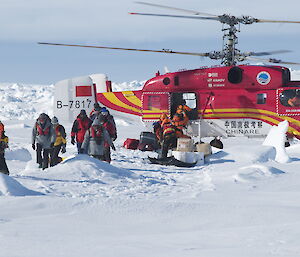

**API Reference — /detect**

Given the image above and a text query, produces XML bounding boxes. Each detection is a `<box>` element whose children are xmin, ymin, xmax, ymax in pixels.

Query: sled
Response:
<box><xmin>148</xmin><ymin>156</ymin><xmax>197</xmax><ymax>168</ymax></box>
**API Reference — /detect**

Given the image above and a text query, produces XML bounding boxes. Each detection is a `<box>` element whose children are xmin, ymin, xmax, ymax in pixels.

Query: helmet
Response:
<box><xmin>51</xmin><ymin>116</ymin><xmax>59</xmax><ymax>124</ymax></box>
<box><xmin>101</xmin><ymin>107</ymin><xmax>109</xmax><ymax>116</ymax></box>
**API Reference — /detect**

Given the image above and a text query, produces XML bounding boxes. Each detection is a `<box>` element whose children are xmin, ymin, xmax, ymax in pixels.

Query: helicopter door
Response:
<box><xmin>277</xmin><ymin>88</ymin><xmax>300</xmax><ymax>116</ymax></box>
<box><xmin>170</xmin><ymin>92</ymin><xmax>198</xmax><ymax>119</ymax></box>
<box><xmin>141</xmin><ymin>92</ymin><xmax>170</xmax><ymax>121</ymax></box>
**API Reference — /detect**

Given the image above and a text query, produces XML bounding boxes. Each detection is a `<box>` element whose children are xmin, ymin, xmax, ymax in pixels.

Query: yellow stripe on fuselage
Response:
<box><xmin>122</xmin><ymin>91</ymin><xmax>142</xmax><ymax>107</ymax></box>
<box><xmin>143</xmin><ymin>107</ymin><xmax>161</xmax><ymax>112</ymax></box>
<box><xmin>102</xmin><ymin>92</ymin><xmax>142</xmax><ymax>113</ymax></box>
<box><xmin>204</xmin><ymin>112</ymin><xmax>279</xmax><ymax>125</ymax></box>
<box><xmin>202</xmin><ymin>108</ymin><xmax>300</xmax><ymax>127</ymax></box>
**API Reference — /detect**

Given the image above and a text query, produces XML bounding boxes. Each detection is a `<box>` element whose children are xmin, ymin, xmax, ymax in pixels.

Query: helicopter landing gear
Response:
<box><xmin>210</xmin><ymin>137</ymin><xmax>223</xmax><ymax>149</ymax></box>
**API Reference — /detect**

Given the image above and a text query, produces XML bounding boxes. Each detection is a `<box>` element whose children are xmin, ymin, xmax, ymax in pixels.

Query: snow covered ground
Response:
<box><xmin>1</xmin><ymin>76</ymin><xmax>300</xmax><ymax>257</ymax></box>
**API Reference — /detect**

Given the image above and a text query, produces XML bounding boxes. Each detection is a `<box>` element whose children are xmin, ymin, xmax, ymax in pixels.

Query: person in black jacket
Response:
<box><xmin>32</xmin><ymin>113</ymin><xmax>56</xmax><ymax>169</ymax></box>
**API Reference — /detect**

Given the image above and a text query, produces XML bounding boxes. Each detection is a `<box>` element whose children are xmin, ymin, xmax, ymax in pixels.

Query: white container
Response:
<box><xmin>176</xmin><ymin>138</ymin><xmax>194</xmax><ymax>152</ymax></box>
<box><xmin>172</xmin><ymin>151</ymin><xmax>204</xmax><ymax>165</ymax></box>
<box><xmin>196</xmin><ymin>143</ymin><xmax>212</xmax><ymax>156</ymax></box>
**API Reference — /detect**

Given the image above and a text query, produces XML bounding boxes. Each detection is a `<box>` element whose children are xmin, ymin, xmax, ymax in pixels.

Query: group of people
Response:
<box><xmin>153</xmin><ymin>104</ymin><xmax>192</xmax><ymax>158</ymax></box>
<box><xmin>0</xmin><ymin>104</ymin><xmax>118</xmax><ymax>175</ymax></box>
<box><xmin>32</xmin><ymin>113</ymin><xmax>66</xmax><ymax>170</ymax></box>
<box><xmin>30</xmin><ymin>103</ymin><xmax>117</xmax><ymax>171</ymax></box>
<box><xmin>70</xmin><ymin>103</ymin><xmax>117</xmax><ymax>162</ymax></box>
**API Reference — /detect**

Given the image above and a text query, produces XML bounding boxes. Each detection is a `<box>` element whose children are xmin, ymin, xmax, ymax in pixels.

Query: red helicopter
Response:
<box><xmin>39</xmin><ymin>2</ymin><xmax>300</xmax><ymax>147</ymax></box>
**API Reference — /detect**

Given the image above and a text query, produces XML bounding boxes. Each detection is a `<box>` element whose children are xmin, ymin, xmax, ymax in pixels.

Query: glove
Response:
<box><xmin>61</xmin><ymin>144</ymin><xmax>66</xmax><ymax>153</ymax></box>
<box><xmin>71</xmin><ymin>136</ymin><xmax>75</xmax><ymax>145</ymax></box>
<box><xmin>111</xmin><ymin>143</ymin><xmax>116</xmax><ymax>151</ymax></box>
<box><xmin>32</xmin><ymin>144</ymin><xmax>36</xmax><ymax>150</ymax></box>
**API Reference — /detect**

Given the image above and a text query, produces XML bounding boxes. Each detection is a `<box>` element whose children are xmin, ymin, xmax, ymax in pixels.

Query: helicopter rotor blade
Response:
<box><xmin>255</xmin><ymin>19</ymin><xmax>300</xmax><ymax>24</ymax></box>
<box><xmin>135</xmin><ymin>1</ymin><xmax>218</xmax><ymax>17</ymax></box>
<box><xmin>246</xmin><ymin>56</ymin><xmax>300</xmax><ymax>65</ymax></box>
<box><xmin>129</xmin><ymin>12</ymin><xmax>219</xmax><ymax>21</ymax></box>
<box><xmin>130</xmin><ymin>11</ymin><xmax>300</xmax><ymax>26</ymax></box>
<box><xmin>243</xmin><ymin>50</ymin><xmax>292</xmax><ymax>57</ymax></box>
<box><xmin>38</xmin><ymin>42</ymin><xmax>211</xmax><ymax>57</ymax></box>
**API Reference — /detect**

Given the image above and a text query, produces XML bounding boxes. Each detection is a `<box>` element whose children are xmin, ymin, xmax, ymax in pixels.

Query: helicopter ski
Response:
<box><xmin>39</xmin><ymin>2</ymin><xmax>300</xmax><ymax>146</ymax></box>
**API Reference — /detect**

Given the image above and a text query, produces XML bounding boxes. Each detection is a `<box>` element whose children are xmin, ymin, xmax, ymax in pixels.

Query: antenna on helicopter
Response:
<box><xmin>38</xmin><ymin>2</ymin><xmax>300</xmax><ymax>66</ymax></box>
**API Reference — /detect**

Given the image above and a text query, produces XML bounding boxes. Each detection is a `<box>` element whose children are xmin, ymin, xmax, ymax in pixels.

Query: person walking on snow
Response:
<box><xmin>100</xmin><ymin>107</ymin><xmax>116</xmax><ymax>137</ymax></box>
<box><xmin>71</xmin><ymin>109</ymin><xmax>92</xmax><ymax>154</ymax></box>
<box><xmin>100</xmin><ymin>108</ymin><xmax>117</xmax><ymax>163</ymax></box>
<box><xmin>89</xmin><ymin>102</ymin><xmax>101</xmax><ymax>121</ymax></box>
<box><xmin>81</xmin><ymin>116</ymin><xmax>114</xmax><ymax>161</ymax></box>
<box><xmin>0</xmin><ymin>124</ymin><xmax>9</xmax><ymax>175</ymax></box>
<box><xmin>50</xmin><ymin>116</ymin><xmax>66</xmax><ymax>166</ymax></box>
<box><xmin>32</xmin><ymin>113</ymin><xmax>56</xmax><ymax>169</ymax></box>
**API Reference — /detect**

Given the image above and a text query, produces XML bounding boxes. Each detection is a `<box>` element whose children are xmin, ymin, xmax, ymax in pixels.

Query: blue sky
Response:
<box><xmin>1</xmin><ymin>0</ymin><xmax>300</xmax><ymax>84</ymax></box>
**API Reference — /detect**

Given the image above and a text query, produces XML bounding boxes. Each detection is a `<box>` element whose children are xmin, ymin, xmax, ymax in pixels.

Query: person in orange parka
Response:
<box><xmin>172</xmin><ymin>108</ymin><xmax>190</xmax><ymax>138</ymax></box>
<box><xmin>153</xmin><ymin>113</ymin><xmax>168</xmax><ymax>144</ymax></box>
<box><xmin>160</xmin><ymin>118</ymin><xmax>177</xmax><ymax>158</ymax></box>
<box><xmin>177</xmin><ymin>103</ymin><xmax>192</xmax><ymax>114</ymax></box>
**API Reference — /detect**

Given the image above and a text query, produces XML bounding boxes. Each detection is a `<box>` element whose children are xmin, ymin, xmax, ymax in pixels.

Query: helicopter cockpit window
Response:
<box><xmin>182</xmin><ymin>93</ymin><xmax>197</xmax><ymax>109</ymax></box>
<box><xmin>257</xmin><ymin>93</ymin><xmax>267</xmax><ymax>104</ymax></box>
<box><xmin>280</xmin><ymin>89</ymin><xmax>300</xmax><ymax>107</ymax></box>
<box><xmin>147</xmin><ymin>95</ymin><xmax>161</xmax><ymax>110</ymax></box>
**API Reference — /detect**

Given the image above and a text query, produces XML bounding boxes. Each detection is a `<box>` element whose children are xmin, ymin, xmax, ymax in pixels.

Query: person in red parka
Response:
<box><xmin>89</xmin><ymin>102</ymin><xmax>101</xmax><ymax>121</ymax></box>
<box><xmin>71</xmin><ymin>110</ymin><xmax>92</xmax><ymax>153</ymax></box>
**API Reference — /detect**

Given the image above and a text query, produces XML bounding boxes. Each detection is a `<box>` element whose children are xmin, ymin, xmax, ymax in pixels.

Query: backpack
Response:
<box><xmin>36</xmin><ymin>122</ymin><xmax>50</xmax><ymax>136</ymax></box>
<box><xmin>90</xmin><ymin>126</ymin><xmax>103</xmax><ymax>145</ymax></box>
<box><xmin>123</xmin><ymin>138</ymin><xmax>139</xmax><ymax>150</ymax></box>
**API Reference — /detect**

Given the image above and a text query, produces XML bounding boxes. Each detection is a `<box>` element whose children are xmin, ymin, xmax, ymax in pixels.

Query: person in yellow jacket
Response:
<box><xmin>0</xmin><ymin>128</ymin><xmax>9</xmax><ymax>175</ymax></box>
<box><xmin>50</xmin><ymin>117</ymin><xmax>66</xmax><ymax>166</ymax></box>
